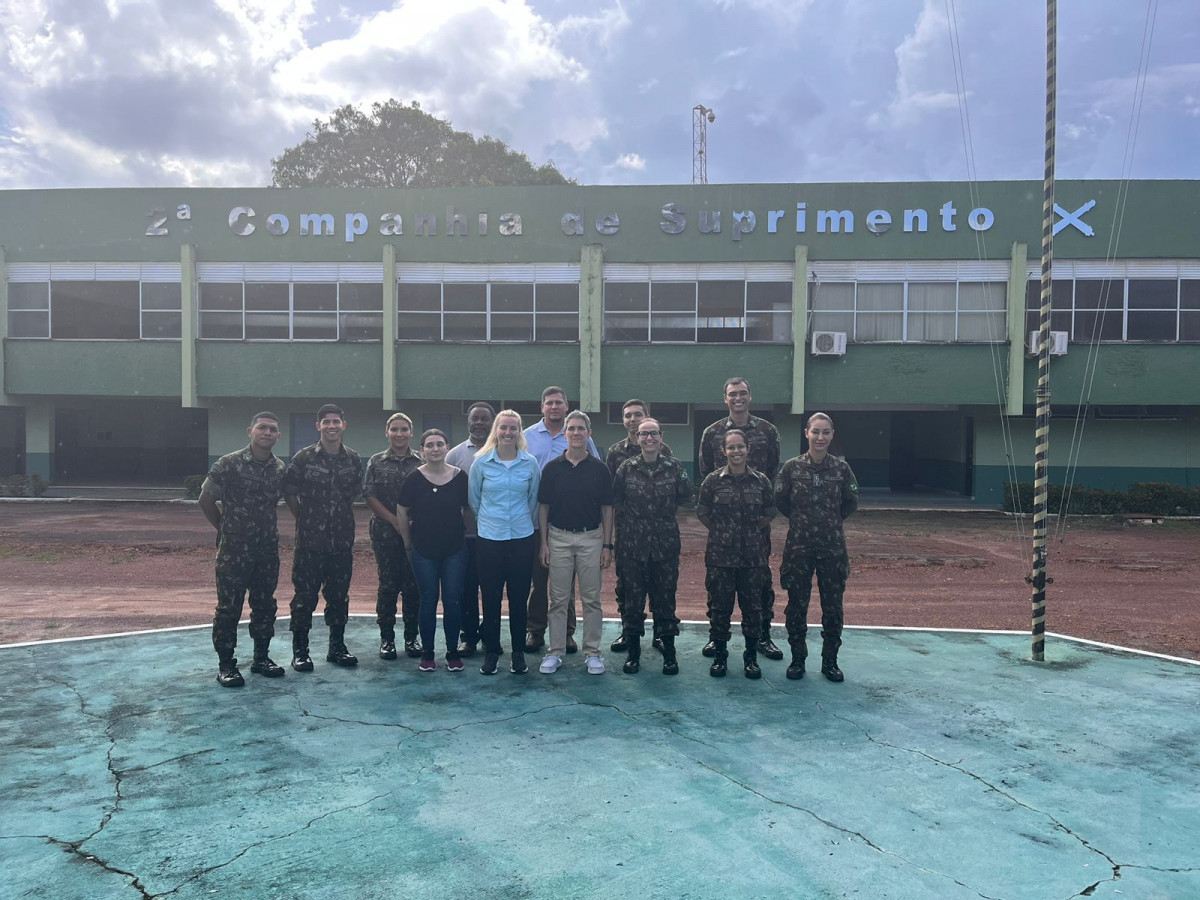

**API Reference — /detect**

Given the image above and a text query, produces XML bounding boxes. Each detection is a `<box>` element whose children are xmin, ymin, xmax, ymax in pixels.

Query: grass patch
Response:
<box><xmin>0</xmin><ymin>546</ymin><xmax>66</xmax><ymax>563</ymax></box>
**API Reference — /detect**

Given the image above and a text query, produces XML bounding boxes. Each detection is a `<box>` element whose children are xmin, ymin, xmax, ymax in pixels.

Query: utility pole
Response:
<box><xmin>692</xmin><ymin>105</ymin><xmax>716</xmax><ymax>184</ymax></box>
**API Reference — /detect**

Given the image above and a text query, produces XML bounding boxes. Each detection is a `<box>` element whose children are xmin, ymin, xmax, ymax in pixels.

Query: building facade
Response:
<box><xmin>2</xmin><ymin>181</ymin><xmax>1197</xmax><ymax>503</ymax></box>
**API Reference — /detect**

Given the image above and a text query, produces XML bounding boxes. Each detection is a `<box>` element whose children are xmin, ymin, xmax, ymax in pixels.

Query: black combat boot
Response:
<box><xmin>708</xmin><ymin>640</ymin><xmax>728</xmax><ymax>677</ymax></box>
<box><xmin>379</xmin><ymin>630</ymin><xmax>398</xmax><ymax>661</ymax></box>
<box><xmin>622</xmin><ymin>634</ymin><xmax>641</xmax><ymax>674</ymax></box>
<box><xmin>757</xmin><ymin>626</ymin><xmax>784</xmax><ymax>660</ymax></box>
<box><xmin>326</xmin><ymin>624</ymin><xmax>359</xmax><ymax>667</ymax></box>
<box><xmin>291</xmin><ymin>631</ymin><xmax>314</xmax><ymax>672</ymax></box>
<box><xmin>249</xmin><ymin>638</ymin><xmax>285</xmax><ymax>678</ymax></box>
<box><xmin>821</xmin><ymin>637</ymin><xmax>844</xmax><ymax>682</ymax></box>
<box><xmin>821</xmin><ymin>655</ymin><xmax>844</xmax><ymax>682</ymax></box>
<box><xmin>787</xmin><ymin>637</ymin><xmax>807</xmax><ymax>680</ymax></box>
<box><xmin>660</xmin><ymin>635</ymin><xmax>679</xmax><ymax>676</ymax></box>
<box><xmin>217</xmin><ymin>654</ymin><xmax>244</xmax><ymax>688</ymax></box>
<box><xmin>404</xmin><ymin>635</ymin><xmax>424</xmax><ymax>658</ymax></box>
<box><xmin>610</xmin><ymin>632</ymin><xmax>628</xmax><ymax>652</ymax></box>
<box><xmin>702</xmin><ymin>638</ymin><xmax>719</xmax><ymax>658</ymax></box>
<box><xmin>743</xmin><ymin>644</ymin><xmax>762</xmax><ymax>680</ymax></box>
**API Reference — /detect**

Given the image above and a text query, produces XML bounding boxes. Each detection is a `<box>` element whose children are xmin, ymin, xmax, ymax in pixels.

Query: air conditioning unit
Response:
<box><xmin>811</xmin><ymin>331</ymin><xmax>847</xmax><ymax>356</ymax></box>
<box><xmin>1027</xmin><ymin>330</ymin><xmax>1068</xmax><ymax>356</ymax></box>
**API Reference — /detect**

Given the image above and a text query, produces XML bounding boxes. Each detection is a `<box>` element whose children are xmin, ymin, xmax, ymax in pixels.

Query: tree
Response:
<box><xmin>270</xmin><ymin>100</ymin><xmax>573</xmax><ymax>188</ymax></box>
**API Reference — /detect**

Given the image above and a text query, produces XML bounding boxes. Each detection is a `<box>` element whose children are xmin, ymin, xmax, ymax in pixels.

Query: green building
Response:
<box><xmin>2</xmin><ymin>181</ymin><xmax>1197</xmax><ymax>502</ymax></box>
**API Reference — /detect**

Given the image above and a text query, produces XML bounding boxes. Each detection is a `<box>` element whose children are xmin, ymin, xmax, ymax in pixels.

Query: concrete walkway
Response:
<box><xmin>1</xmin><ymin>622</ymin><xmax>1197</xmax><ymax>899</ymax></box>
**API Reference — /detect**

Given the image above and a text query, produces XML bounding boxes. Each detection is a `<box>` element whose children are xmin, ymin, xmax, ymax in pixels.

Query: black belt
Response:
<box><xmin>551</xmin><ymin>523</ymin><xmax>600</xmax><ymax>533</ymax></box>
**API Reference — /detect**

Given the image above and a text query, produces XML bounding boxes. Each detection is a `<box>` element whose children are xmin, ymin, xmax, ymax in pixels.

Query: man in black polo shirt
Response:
<box><xmin>537</xmin><ymin>410</ymin><xmax>614</xmax><ymax>675</ymax></box>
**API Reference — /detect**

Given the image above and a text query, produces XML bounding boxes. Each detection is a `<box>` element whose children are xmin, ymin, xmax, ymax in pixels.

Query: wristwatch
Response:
<box><xmin>602</xmin><ymin>543</ymin><xmax>614</xmax><ymax>550</ymax></box>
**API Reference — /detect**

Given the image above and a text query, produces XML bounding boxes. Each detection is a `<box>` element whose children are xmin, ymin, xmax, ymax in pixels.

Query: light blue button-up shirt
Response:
<box><xmin>523</xmin><ymin>419</ymin><xmax>601</xmax><ymax>470</ymax></box>
<box><xmin>468</xmin><ymin>448</ymin><xmax>541</xmax><ymax>541</ymax></box>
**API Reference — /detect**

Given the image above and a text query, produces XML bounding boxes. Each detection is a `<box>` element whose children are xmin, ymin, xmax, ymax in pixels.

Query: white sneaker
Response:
<box><xmin>585</xmin><ymin>655</ymin><xmax>605</xmax><ymax>675</ymax></box>
<box><xmin>539</xmin><ymin>654</ymin><xmax>562</xmax><ymax>674</ymax></box>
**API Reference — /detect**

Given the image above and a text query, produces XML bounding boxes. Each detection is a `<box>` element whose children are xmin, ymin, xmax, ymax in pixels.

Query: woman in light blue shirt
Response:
<box><xmin>468</xmin><ymin>410</ymin><xmax>541</xmax><ymax>676</ymax></box>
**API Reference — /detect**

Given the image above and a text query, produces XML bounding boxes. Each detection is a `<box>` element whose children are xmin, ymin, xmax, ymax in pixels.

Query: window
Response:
<box><xmin>650</xmin><ymin>282</ymin><xmax>695</xmax><ymax>342</ymax></box>
<box><xmin>7</xmin><ymin>282</ymin><xmax>50</xmax><ymax>338</ymax></box>
<box><xmin>604</xmin><ymin>274</ymin><xmax>792</xmax><ymax>344</ymax></box>
<box><xmin>198</xmin><ymin>280</ymin><xmax>382</xmax><ymax>341</ymax></box>
<box><xmin>1181</xmin><ymin>280</ymin><xmax>1200</xmax><ymax>342</ymax></box>
<box><xmin>1126</xmin><ymin>279</ymin><xmax>1177</xmax><ymax>341</ymax></box>
<box><xmin>535</xmin><ymin>283</ymin><xmax>579</xmax><ymax>341</ymax></box>
<box><xmin>1025</xmin><ymin>276</ymin><xmax>1189</xmax><ymax>343</ymax></box>
<box><xmin>397</xmin><ymin>283</ymin><xmax>441</xmax><ymax>340</ymax></box>
<box><xmin>603</xmin><ymin>282</ymin><xmax>649</xmax><ymax>342</ymax></box>
<box><xmin>199</xmin><ymin>283</ymin><xmax>244</xmax><ymax>339</ymax></box>
<box><xmin>141</xmin><ymin>283</ymin><xmax>181</xmax><ymax>339</ymax></box>
<box><xmin>396</xmin><ymin>276</ymin><xmax>577</xmax><ymax>342</ymax></box>
<box><xmin>338</xmin><ymin>283</ymin><xmax>384</xmax><ymax>341</ymax></box>
<box><xmin>957</xmin><ymin>282</ymin><xmax>1006</xmax><ymax>341</ymax></box>
<box><xmin>443</xmin><ymin>283</ymin><xmax>487</xmax><ymax>341</ymax></box>
<box><xmin>855</xmin><ymin>283</ymin><xmax>903</xmax><ymax>341</ymax></box>
<box><xmin>812</xmin><ymin>276</ymin><xmax>1007</xmax><ymax>343</ymax></box>
<box><xmin>51</xmin><ymin>281</ymin><xmax>140</xmax><ymax>339</ymax></box>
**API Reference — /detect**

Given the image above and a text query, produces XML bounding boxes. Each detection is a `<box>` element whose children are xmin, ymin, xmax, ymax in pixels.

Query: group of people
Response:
<box><xmin>199</xmin><ymin>378</ymin><xmax>859</xmax><ymax>689</ymax></box>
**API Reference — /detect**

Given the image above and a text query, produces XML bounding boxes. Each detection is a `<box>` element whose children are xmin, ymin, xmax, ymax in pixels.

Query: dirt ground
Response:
<box><xmin>1</xmin><ymin>501</ymin><xmax>1197</xmax><ymax>660</ymax></box>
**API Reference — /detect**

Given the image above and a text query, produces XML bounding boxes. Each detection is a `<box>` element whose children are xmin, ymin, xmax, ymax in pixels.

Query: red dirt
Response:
<box><xmin>1</xmin><ymin>502</ymin><xmax>1197</xmax><ymax>660</ymax></box>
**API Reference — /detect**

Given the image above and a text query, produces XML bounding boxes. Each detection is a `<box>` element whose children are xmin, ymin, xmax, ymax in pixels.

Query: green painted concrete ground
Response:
<box><xmin>1</xmin><ymin>622</ymin><xmax>1197</xmax><ymax>900</ymax></box>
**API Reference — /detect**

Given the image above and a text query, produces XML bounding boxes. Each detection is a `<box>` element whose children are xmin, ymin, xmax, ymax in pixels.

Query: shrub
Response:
<box><xmin>0</xmin><ymin>474</ymin><xmax>48</xmax><ymax>497</ymax></box>
<box><xmin>1002</xmin><ymin>481</ymin><xmax>1200</xmax><ymax>516</ymax></box>
<box><xmin>184</xmin><ymin>474</ymin><xmax>205</xmax><ymax>500</ymax></box>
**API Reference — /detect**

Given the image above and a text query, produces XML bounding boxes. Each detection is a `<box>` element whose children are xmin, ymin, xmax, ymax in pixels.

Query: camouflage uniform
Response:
<box><xmin>202</xmin><ymin>446</ymin><xmax>287</xmax><ymax>656</ymax></box>
<box><xmin>611</xmin><ymin>454</ymin><xmax>690</xmax><ymax>638</ymax></box>
<box><xmin>284</xmin><ymin>442</ymin><xmax>363</xmax><ymax>633</ymax></box>
<box><xmin>699</xmin><ymin>415</ymin><xmax>780</xmax><ymax>635</ymax></box>
<box><xmin>696</xmin><ymin>467</ymin><xmax>776</xmax><ymax>642</ymax></box>
<box><xmin>605</xmin><ymin>438</ymin><xmax>673</xmax><ymax>623</ymax></box>
<box><xmin>363</xmin><ymin>447</ymin><xmax>423</xmax><ymax>643</ymax></box>
<box><xmin>774</xmin><ymin>453</ymin><xmax>859</xmax><ymax>661</ymax></box>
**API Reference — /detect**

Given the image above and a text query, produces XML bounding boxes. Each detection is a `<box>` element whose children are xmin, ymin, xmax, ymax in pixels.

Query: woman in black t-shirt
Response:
<box><xmin>397</xmin><ymin>429</ymin><xmax>472</xmax><ymax>672</ymax></box>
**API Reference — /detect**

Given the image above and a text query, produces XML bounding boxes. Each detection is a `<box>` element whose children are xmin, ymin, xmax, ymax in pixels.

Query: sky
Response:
<box><xmin>0</xmin><ymin>0</ymin><xmax>1196</xmax><ymax>189</ymax></box>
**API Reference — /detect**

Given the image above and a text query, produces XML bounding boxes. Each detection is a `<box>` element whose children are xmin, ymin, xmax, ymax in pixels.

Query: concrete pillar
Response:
<box><xmin>25</xmin><ymin>401</ymin><xmax>53</xmax><ymax>480</ymax></box>
<box><xmin>1006</xmin><ymin>242</ymin><xmax>1028</xmax><ymax>416</ymax></box>
<box><xmin>181</xmin><ymin>243</ymin><xmax>198</xmax><ymax>407</ymax></box>
<box><xmin>790</xmin><ymin>245</ymin><xmax>809</xmax><ymax>415</ymax></box>
<box><xmin>383</xmin><ymin>243</ymin><xmax>397</xmax><ymax>411</ymax></box>
<box><xmin>0</xmin><ymin>244</ymin><xmax>9</xmax><ymax>407</ymax></box>
<box><xmin>578</xmin><ymin>244</ymin><xmax>604</xmax><ymax>413</ymax></box>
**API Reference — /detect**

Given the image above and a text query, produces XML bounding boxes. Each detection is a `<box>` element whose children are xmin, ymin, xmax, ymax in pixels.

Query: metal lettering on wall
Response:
<box><xmin>138</xmin><ymin>194</ymin><xmax>1096</xmax><ymax>243</ymax></box>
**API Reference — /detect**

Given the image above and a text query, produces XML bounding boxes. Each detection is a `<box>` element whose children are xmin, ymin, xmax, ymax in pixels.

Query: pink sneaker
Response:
<box><xmin>418</xmin><ymin>658</ymin><xmax>436</xmax><ymax>673</ymax></box>
<box><xmin>446</xmin><ymin>658</ymin><xmax>464</xmax><ymax>672</ymax></box>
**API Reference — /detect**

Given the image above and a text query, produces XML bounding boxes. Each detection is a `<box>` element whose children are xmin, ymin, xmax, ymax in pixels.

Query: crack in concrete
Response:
<box><xmin>689</xmin><ymin>758</ymin><xmax>1004</xmax><ymax>900</ymax></box>
<box><xmin>819</xmin><ymin>703</ymin><xmax>1124</xmax><ymax>898</ymax></box>
<box><xmin>31</xmin><ymin>834</ymin><xmax>153</xmax><ymax>899</ymax></box>
<box><xmin>154</xmin><ymin>789</ymin><xmax>400</xmax><ymax>898</ymax></box>
<box><xmin>121</xmin><ymin>749</ymin><xmax>216</xmax><ymax>775</ymax></box>
<box><xmin>297</xmin><ymin>699</ymin><xmax>584</xmax><ymax>736</ymax></box>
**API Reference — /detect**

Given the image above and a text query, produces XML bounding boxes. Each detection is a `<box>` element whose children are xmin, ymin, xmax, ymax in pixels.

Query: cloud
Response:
<box><xmin>613</xmin><ymin>152</ymin><xmax>645</xmax><ymax>170</ymax></box>
<box><xmin>716</xmin><ymin>46</ymin><xmax>747</xmax><ymax>62</ymax></box>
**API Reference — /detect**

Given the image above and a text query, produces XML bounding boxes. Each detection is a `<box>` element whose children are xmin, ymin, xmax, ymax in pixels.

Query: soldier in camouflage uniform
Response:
<box><xmin>198</xmin><ymin>411</ymin><xmax>288</xmax><ymax>688</ymax></box>
<box><xmin>774</xmin><ymin>412</ymin><xmax>859</xmax><ymax>682</ymax></box>
<box><xmin>696</xmin><ymin>429</ymin><xmax>777</xmax><ymax>679</ymax></box>
<box><xmin>605</xmin><ymin>399</ymin><xmax>672</xmax><ymax>653</ymax></box>
<box><xmin>284</xmin><ymin>403</ymin><xmax>364</xmax><ymax>671</ymax></box>
<box><xmin>364</xmin><ymin>412</ymin><xmax>424</xmax><ymax>660</ymax></box>
<box><xmin>698</xmin><ymin>377</ymin><xmax>783</xmax><ymax>662</ymax></box>
<box><xmin>611</xmin><ymin>418</ymin><xmax>690</xmax><ymax>675</ymax></box>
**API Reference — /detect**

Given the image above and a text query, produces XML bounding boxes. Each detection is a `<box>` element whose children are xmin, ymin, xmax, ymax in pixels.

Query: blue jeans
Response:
<box><xmin>409</xmin><ymin>544</ymin><xmax>467</xmax><ymax>660</ymax></box>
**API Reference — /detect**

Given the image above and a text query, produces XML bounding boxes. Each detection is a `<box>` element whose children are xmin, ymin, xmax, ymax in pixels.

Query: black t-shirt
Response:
<box><xmin>397</xmin><ymin>469</ymin><xmax>469</xmax><ymax>560</ymax></box>
<box><xmin>537</xmin><ymin>453</ymin><xmax>614</xmax><ymax>530</ymax></box>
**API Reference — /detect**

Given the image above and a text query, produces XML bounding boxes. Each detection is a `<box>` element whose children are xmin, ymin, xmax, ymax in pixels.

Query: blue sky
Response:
<box><xmin>0</xmin><ymin>0</ymin><xmax>1196</xmax><ymax>188</ymax></box>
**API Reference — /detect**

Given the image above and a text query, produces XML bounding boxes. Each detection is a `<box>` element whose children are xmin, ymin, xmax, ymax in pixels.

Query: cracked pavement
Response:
<box><xmin>1</xmin><ymin>622</ymin><xmax>1197</xmax><ymax>898</ymax></box>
